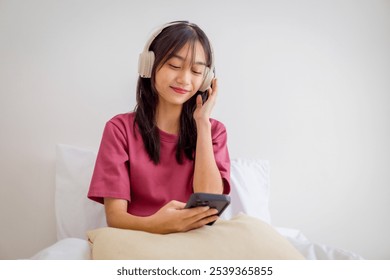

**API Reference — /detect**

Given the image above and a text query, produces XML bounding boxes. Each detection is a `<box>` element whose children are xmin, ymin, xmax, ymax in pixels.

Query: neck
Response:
<box><xmin>156</xmin><ymin>103</ymin><xmax>182</xmax><ymax>135</ymax></box>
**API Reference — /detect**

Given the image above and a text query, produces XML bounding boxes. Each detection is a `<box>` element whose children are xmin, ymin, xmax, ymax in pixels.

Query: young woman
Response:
<box><xmin>88</xmin><ymin>21</ymin><xmax>230</xmax><ymax>234</ymax></box>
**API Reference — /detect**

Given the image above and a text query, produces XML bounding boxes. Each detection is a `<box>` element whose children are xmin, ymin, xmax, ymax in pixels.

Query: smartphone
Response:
<box><xmin>185</xmin><ymin>192</ymin><xmax>231</xmax><ymax>225</ymax></box>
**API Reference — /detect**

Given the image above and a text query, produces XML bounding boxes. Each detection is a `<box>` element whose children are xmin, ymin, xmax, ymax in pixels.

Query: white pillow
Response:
<box><xmin>221</xmin><ymin>159</ymin><xmax>271</xmax><ymax>224</ymax></box>
<box><xmin>55</xmin><ymin>144</ymin><xmax>106</xmax><ymax>240</ymax></box>
<box><xmin>55</xmin><ymin>144</ymin><xmax>271</xmax><ymax>239</ymax></box>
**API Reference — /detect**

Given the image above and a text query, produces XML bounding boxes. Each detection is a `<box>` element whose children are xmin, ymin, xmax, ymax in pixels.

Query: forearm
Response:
<box><xmin>105</xmin><ymin>208</ymin><xmax>152</xmax><ymax>232</ymax></box>
<box><xmin>104</xmin><ymin>198</ymin><xmax>218</xmax><ymax>234</ymax></box>
<box><xmin>193</xmin><ymin>120</ymin><xmax>223</xmax><ymax>194</ymax></box>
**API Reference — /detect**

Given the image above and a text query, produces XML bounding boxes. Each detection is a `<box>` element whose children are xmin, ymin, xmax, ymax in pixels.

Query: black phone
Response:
<box><xmin>185</xmin><ymin>192</ymin><xmax>231</xmax><ymax>225</ymax></box>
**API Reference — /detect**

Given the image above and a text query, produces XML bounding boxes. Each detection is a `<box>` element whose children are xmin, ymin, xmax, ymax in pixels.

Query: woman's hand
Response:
<box><xmin>146</xmin><ymin>200</ymin><xmax>219</xmax><ymax>234</ymax></box>
<box><xmin>193</xmin><ymin>79</ymin><xmax>218</xmax><ymax>124</ymax></box>
<box><xmin>104</xmin><ymin>198</ymin><xmax>218</xmax><ymax>234</ymax></box>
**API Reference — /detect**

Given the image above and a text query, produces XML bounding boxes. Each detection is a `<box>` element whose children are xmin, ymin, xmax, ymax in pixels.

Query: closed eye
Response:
<box><xmin>169</xmin><ymin>64</ymin><xmax>180</xmax><ymax>69</ymax></box>
<box><xmin>192</xmin><ymin>70</ymin><xmax>203</xmax><ymax>75</ymax></box>
<box><xmin>192</xmin><ymin>66</ymin><xmax>205</xmax><ymax>75</ymax></box>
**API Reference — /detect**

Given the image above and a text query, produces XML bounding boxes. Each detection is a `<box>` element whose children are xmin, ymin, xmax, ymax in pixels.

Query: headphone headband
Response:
<box><xmin>138</xmin><ymin>21</ymin><xmax>215</xmax><ymax>92</ymax></box>
<box><xmin>142</xmin><ymin>21</ymin><xmax>192</xmax><ymax>53</ymax></box>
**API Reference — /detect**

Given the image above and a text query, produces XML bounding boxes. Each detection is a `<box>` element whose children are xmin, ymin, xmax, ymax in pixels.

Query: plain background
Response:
<box><xmin>1</xmin><ymin>0</ymin><xmax>389</xmax><ymax>259</ymax></box>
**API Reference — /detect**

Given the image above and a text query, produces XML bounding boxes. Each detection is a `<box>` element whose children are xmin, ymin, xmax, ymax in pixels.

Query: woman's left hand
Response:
<box><xmin>193</xmin><ymin>79</ymin><xmax>218</xmax><ymax>124</ymax></box>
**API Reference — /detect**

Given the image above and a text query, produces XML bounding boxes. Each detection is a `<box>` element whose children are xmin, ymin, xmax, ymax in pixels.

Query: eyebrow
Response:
<box><xmin>171</xmin><ymin>54</ymin><xmax>207</xmax><ymax>66</ymax></box>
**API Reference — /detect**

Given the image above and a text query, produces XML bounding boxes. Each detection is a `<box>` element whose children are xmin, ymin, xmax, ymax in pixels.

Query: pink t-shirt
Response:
<box><xmin>88</xmin><ymin>112</ymin><xmax>230</xmax><ymax>217</ymax></box>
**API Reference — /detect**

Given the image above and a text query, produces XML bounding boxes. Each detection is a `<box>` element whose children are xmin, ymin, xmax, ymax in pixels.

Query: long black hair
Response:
<box><xmin>134</xmin><ymin>21</ymin><xmax>213</xmax><ymax>164</ymax></box>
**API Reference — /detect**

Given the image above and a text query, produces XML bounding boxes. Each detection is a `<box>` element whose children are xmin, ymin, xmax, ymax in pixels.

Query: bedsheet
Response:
<box><xmin>29</xmin><ymin>228</ymin><xmax>363</xmax><ymax>260</ymax></box>
<box><xmin>275</xmin><ymin>227</ymin><xmax>364</xmax><ymax>260</ymax></box>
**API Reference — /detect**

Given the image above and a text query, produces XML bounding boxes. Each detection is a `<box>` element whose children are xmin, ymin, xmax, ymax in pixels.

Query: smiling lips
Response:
<box><xmin>170</xmin><ymin>86</ymin><xmax>189</xmax><ymax>94</ymax></box>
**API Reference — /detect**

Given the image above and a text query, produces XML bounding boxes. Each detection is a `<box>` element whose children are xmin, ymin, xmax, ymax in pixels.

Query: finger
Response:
<box><xmin>185</xmin><ymin>207</ymin><xmax>218</xmax><ymax>225</ymax></box>
<box><xmin>187</xmin><ymin>215</ymin><xmax>219</xmax><ymax>231</ymax></box>
<box><xmin>181</xmin><ymin>206</ymin><xmax>209</xmax><ymax>222</ymax></box>
<box><xmin>196</xmin><ymin>94</ymin><xmax>203</xmax><ymax>108</ymax></box>
<box><xmin>203</xmin><ymin>214</ymin><xmax>219</xmax><ymax>224</ymax></box>
<box><xmin>205</xmin><ymin>208</ymin><xmax>219</xmax><ymax>217</ymax></box>
<box><xmin>177</xmin><ymin>207</ymin><xmax>211</xmax><ymax>231</ymax></box>
<box><xmin>209</xmin><ymin>78</ymin><xmax>218</xmax><ymax>96</ymax></box>
<box><xmin>167</xmin><ymin>200</ymin><xmax>186</xmax><ymax>209</ymax></box>
<box><xmin>207</xmin><ymin>88</ymin><xmax>212</xmax><ymax>99</ymax></box>
<box><xmin>182</xmin><ymin>206</ymin><xmax>210</xmax><ymax>216</ymax></box>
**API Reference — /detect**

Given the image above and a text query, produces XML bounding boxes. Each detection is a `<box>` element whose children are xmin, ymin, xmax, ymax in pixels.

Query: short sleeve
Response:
<box><xmin>88</xmin><ymin>121</ymin><xmax>131</xmax><ymax>204</ymax></box>
<box><xmin>211</xmin><ymin>120</ymin><xmax>231</xmax><ymax>194</ymax></box>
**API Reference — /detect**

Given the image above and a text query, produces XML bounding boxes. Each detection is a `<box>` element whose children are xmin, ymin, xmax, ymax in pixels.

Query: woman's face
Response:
<box><xmin>154</xmin><ymin>41</ymin><xmax>207</xmax><ymax>109</ymax></box>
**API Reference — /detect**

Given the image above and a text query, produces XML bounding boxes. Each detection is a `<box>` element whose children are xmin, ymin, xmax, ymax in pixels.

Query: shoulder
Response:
<box><xmin>210</xmin><ymin>118</ymin><xmax>228</xmax><ymax>140</ymax></box>
<box><xmin>108</xmin><ymin>112</ymin><xmax>135</xmax><ymax>125</ymax></box>
<box><xmin>106</xmin><ymin>112</ymin><xmax>135</xmax><ymax>131</ymax></box>
<box><xmin>210</xmin><ymin>118</ymin><xmax>227</xmax><ymax>132</ymax></box>
<box><xmin>100</xmin><ymin>112</ymin><xmax>137</xmax><ymax>143</ymax></box>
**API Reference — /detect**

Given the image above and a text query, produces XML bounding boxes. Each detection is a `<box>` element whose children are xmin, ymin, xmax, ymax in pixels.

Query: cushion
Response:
<box><xmin>55</xmin><ymin>144</ymin><xmax>107</xmax><ymax>240</ymax></box>
<box><xmin>221</xmin><ymin>158</ymin><xmax>271</xmax><ymax>223</ymax></box>
<box><xmin>87</xmin><ymin>214</ymin><xmax>304</xmax><ymax>260</ymax></box>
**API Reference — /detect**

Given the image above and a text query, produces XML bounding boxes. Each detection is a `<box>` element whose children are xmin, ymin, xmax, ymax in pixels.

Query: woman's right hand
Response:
<box><xmin>104</xmin><ymin>198</ymin><xmax>218</xmax><ymax>234</ymax></box>
<box><xmin>145</xmin><ymin>200</ymin><xmax>219</xmax><ymax>234</ymax></box>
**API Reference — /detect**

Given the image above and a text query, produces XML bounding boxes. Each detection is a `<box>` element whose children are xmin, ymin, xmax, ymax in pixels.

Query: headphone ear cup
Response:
<box><xmin>199</xmin><ymin>67</ymin><xmax>214</xmax><ymax>92</ymax></box>
<box><xmin>138</xmin><ymin>51</ymin><xmax>155</xmax><ymax>78</ymax></box>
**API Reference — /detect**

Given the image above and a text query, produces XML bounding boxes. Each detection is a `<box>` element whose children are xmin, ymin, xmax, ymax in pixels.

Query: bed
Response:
<box><xmin>29</xmin><ymin>144</ymin><xmax>363</xmax><ymax>260</ymax></box>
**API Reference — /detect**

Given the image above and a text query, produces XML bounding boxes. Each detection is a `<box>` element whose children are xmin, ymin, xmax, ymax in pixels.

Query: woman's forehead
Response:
<box><xmin>171</xmin><ymin>41</ymin><xmax>206</xmax><ymax>65</ymax></box>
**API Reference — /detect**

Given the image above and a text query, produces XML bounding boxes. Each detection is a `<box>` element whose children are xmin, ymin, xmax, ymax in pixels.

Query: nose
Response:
<box><xmin>176</xmin><ymin>69</ymin><xmax>191</xmax><ymax>86</ymax></box>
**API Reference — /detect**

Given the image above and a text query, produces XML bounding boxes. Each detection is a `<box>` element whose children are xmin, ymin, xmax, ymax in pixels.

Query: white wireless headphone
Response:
<box><xmin>138</xmin><ymin>21</ymin><xmax>215</xmax><ymax>92</ymax></box>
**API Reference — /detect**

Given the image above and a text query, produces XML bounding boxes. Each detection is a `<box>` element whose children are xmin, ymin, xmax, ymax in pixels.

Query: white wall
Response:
<box><xmin>1</xmin><ymin>0</ymin><xmax>389</xmax><ymax>259</ymax></box>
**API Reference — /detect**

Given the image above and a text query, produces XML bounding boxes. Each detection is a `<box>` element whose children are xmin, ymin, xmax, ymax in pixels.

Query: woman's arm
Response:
<box><xmin>104</xmin><ymin>198</ymin><xmax>218</xmax><ymax>234</ymax></box>
<box><xmin>193</xmin><ymin>120</ymin><xmax>224</xmax><ymax>193</ymax></box>
<box><xmin>192</xmin><ymin>79</ymin><xmax>224</xmax><ymax>194</ymax></box>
